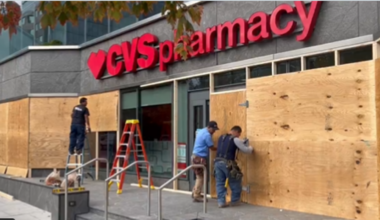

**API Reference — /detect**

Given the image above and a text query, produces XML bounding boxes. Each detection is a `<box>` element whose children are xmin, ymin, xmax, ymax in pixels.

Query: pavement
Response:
<box><xmin>0</xmin><ymin>196</ymin><xmax>51</xmax><ymax>220</ymax></box>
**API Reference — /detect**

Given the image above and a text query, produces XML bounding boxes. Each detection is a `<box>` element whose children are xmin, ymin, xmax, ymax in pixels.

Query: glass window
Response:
<box><xmin>98</xmin><ymin>132</ymin><xmax>117</xmax><ymax>180</ymax></box>
<box><xmin>140</xmin><ymin>104</ymin><xmax>173</xmax><ymax>178</ymax></box>
<box><xmin>111</xmin><ymin>11</ymin><xmax>138</xmax><ymax>32</ymax></box>
<box><xmin>250</xmin><ymin>63</ymin><xmax>272</xmax><ymax>78</ymax></box>
<box><xmin>305</xmin><ymin>52</ymin><xmax>335</xmax><ymax>70</ymax></box>
<box><xmin>66</xmin><ymin>18</ymin><xmax>85</xmax><ymax>45</ymax></box>
<box><xmin>214</xmin><ymin>68</ymin><xmax>246</xmax><ymax>88</ymax></box>
<box><xmin>86</xmin><ymin>17</ymin><xmax>109</xmax><ymax>42</ymax></box>
<box><xmin>187</xmin><ymin>75</ymin><xmax>209</xmax><ymax>91</ymax></box>
<box><xmin>339</xmin><ymin>45</ymin><xmax>373</xmax><ymax>65</ymax></box>
<box><xmin>276</xmin><ymin>58</ymin><xmax>301</xmax><ymax>74</ymax></box>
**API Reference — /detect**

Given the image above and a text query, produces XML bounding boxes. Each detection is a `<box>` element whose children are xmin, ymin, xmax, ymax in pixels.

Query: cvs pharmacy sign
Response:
<box><xmin>88</xmin><ymin>1</ymin><xmax>322</xmax><ymax>80</ymax></box>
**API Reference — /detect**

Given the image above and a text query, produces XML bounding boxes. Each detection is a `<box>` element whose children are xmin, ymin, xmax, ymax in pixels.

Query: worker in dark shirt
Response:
<box><xmin>69</xmin><ymin>97</ymin><xmax>91</xmax><ymax>155</ymax></box>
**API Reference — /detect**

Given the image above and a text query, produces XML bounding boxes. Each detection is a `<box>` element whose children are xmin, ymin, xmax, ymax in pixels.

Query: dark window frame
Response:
<box><xmin>249</xmin><ymin>63</ymin><xmax>272</xmax><ymax>78</ymax></box>
<box><xmin>275</xmin><ymin>58</ymin><xmax>302</xmax><ymax>75</ymax></box>
<box><xmin>305</xmin><ymin>52</ymin><xmax>335</xmax><ymax>70</ymax></box>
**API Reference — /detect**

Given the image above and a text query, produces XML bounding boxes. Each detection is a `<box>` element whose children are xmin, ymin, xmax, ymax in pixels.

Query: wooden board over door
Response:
<box><xmin>29</xmin><ymin>97</ymin><xmax>78</xmax><ymax>168</ymax></box>
<box><xmin>209</xmin><ymin>91</ymin><xmax>248</xmax><ymax>202</ymax></box>
<box><xmin>246</xmin><ymin>61</ymin><xmax>378</xmax><ymax>220</ymax></box>
<box><xmin>7</xmin><ymin>99</ymin><xmax>29</xmax><ymax>169</ymax></box>
<box><xmin>82</xmin><ymin>91</ymin><xmax>119</xmax><ymax>132</ymax></box>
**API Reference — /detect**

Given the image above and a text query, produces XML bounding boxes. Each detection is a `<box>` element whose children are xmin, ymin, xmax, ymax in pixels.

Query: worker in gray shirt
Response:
<box><xmin>213</xmin><ymin>126</ymin><xmax>253</xmax><ymax>208</ymax></box>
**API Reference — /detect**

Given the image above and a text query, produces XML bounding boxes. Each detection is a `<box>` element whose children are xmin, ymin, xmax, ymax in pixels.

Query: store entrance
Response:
<box><xmin>188</xmin><ymin>90</ymin><xmax>210</xmax><ymax>193</ymax></box>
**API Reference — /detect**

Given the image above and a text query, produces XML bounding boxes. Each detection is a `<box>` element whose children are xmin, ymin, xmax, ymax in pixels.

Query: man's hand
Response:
<box><xmin>86</xmin><ymin>127</ymin><xmax>91</xmax><ymax>133</ymax></box>
<box><xmin>211</xmin><ymin>146</ymin><xmax>217</xmax><ymax>151</ymax></box>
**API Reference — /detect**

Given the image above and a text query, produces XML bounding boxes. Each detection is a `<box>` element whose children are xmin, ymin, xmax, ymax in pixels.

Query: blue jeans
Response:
<box><xmin>69</xmin><ymin>124</ymin><xmax>86</xmax><ymax>153</ymax></box>
<box><xmin>214</xmin><ymin>160</ymin><xmax>242</xmax><ymax>205</ymax></box>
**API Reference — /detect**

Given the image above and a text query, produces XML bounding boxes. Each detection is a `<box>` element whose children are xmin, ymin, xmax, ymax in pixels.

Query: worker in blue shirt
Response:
<box><xmin>214</xmin><ymin>126</ymin><xmax>253</xmax><ymax>208</ymax></box>
<box><xmin>191</xmin><ymin>121</ymin><xmax>219</xmax><ymax>202</ymax></box>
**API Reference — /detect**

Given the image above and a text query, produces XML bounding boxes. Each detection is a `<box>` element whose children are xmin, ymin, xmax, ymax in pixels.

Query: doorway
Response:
<box><xmin>188</xmin><ymin>90</ymin><xmax>210</xmax><ymax>193</ymax></box>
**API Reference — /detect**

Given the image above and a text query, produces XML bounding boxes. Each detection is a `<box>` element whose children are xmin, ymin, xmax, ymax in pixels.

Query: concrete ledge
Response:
<box><xmin>0</xmin><ymin>191</ymin><xmax>14</xmax><ymax>201</ymax></box>
<box><xmin>0</xmin><ymin>174</ymin><xmax>90</xmax><ymax>220</ymax></box>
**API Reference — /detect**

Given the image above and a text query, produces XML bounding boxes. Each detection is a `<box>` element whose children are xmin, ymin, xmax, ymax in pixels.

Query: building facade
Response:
<box><xmin>1</xmin><ymin>1</ymin><xmax>380</xmax><ymax>220</ymax></box>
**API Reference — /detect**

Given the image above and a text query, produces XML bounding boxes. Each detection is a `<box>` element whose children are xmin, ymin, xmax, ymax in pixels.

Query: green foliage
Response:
<box><xmin>37</xmin><ymin>1</ymin><xmax>204</xmax><ymax>60</ymax></box>
<box><xmin>43</xmin><ymin>40</ymin><xmax>63</xmax><ymax>46</ymax></box>
<box><xmin>0</xmin><ymin>1</ymin><xmax>203</xmax><ymax>60</ymax></box>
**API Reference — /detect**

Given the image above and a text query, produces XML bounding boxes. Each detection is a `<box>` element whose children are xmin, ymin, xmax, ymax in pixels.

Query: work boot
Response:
<box><xmin>75</xmin><ymin>149</ymin><xmax>82</xmax><ymax>155</ymax></box>
<box><xmin>218</xmin><ymin>203</ymin><xmax>229</xmax><ymax>208</ymax></box>
<box><xmin>191</xmin><ymin>192</ymin><xmax>205</xmax><ymax>198</ymax></box>
<box><xmin>193</xmin><ymin>196</ymin><xmax>208</xmax><ymax>203</ymax></box>
<box><xmin>230</xmin><ymin>201</ymin><xmax>241</xmax><ymax>207</ymax></box>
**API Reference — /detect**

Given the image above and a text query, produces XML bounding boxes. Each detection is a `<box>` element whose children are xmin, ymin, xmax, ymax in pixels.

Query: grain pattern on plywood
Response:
<box><xmin>247</xmin><ymin>61</ymin><xmax>375</xmax><ymax>142</ymax></box>
<box><xmin>6</xmin><ymin>166</ymin><xmax>28</xmax><ymax>178</ymax></box>
<box><xmin>246</xmin><ymin>61</ymin><xmax>378</xmax><ymax>220</ymax></box>
<box><xmin>210</xmin><ymin>91</ymin><xmax>247</xmax><ymax>202</ymax></box>
<box><xmin>29</xmin><ymin>98</ymin><xmax>78</xmax><ymax>168</ymax></box>
<box><xmin>374</xmin><ymin>58</ymin><xmax>380</xmax><ymax>220</ymax></box>
<box><xmin>7</xmin><ymin>99</ymin><xmax>29</xmax><ymax>169</ymax></box>
<box><xmin>0</xmin><ymin>103</ymin><xmax>8</xmax><ymax>166</ymax></box>
<box><xmin>81</xmin><ymin>91</ymin><xmax>119</xmax><ymax>132</ymax></box>
<box><xmin>0</xmin><ymin>165</ymin><xmax>7</xmax><ymax>174</ymax></box>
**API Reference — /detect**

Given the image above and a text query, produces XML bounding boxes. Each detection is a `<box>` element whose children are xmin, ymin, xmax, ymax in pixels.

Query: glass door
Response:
<box><xmin>188</xmin><ymin>90</ymin><xmax>210</xmax><ymax>193</ymax></box>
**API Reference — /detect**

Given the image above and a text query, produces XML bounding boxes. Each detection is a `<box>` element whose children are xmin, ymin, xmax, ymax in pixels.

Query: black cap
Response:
<box><xmin>207</xmin><ymin>121</ymin><xmax>219</xmax><ymax>130</ymax></box>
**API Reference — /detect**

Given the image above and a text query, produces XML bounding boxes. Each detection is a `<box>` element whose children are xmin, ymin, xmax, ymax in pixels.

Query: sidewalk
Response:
<box><xmin>0</xmin><ymin>196</ymin><xmax>51</xmax><ymax>220</ymax></box>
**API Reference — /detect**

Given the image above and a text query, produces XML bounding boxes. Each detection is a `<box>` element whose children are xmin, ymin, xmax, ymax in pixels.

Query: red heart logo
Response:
<box><xmin>87</xmin><ymin>50</ymin><xmax>107</xmax><ymax>80</ymax></box>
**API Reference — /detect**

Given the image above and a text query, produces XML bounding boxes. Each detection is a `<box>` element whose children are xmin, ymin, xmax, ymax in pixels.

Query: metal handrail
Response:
<box><xmin>104</xmin><ymin>161</ymin><xmax>152</xmax><ymax>220</ymax></box>
<box><xmin>65</xmin><ymin>157</ymin><xmax>109</xmax><ymax>220</ymax></box>
<box><xmin>157</xmin><ymin>164</ymin><xmax>207</xmax><ymax>220</ymax></box>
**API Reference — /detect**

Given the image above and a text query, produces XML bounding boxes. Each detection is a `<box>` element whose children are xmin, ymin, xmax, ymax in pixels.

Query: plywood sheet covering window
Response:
<box><xmin>246</xmin><ymin>61</ymin><xmax>378</xmax><ymax>220</ymax></box>
<box><xmin>7</xmin><ymin>99</ymin><xmax>29</xmax><ymax>169</ymax></box>
<box><xmin>29</xmin><ymin>98</ymin><xmax>78</xmax><ymax>168</ymax></box>
<box><xmin>209</xmin><ymin>91</ymin><xmax>247</xmax><ymax>202</ymax></box>
<box><xmin>82</xmin><ymin>91</ymin><xmax>119</xmax><ymax>132</ymax></box>
<box><xmin>0</xmin><ymin>103</ymin><xmax>8</xmax><ymax>165</ymax></box>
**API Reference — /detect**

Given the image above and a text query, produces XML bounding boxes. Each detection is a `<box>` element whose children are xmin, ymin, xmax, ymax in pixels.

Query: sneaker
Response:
<box><xmin>218</xmin><ymin>203</ymin><xmax>229</xmax><ymax>208</ymax></box>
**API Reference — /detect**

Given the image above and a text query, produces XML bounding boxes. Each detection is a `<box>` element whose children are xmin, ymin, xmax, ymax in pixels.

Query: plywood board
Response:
<box><xmin>0</xmin><ymin>165</ymin><xmax>7</xmax><ymax>174</ymax></box>
<box><xmin>29</xmin><ymin>98</ymin><xmax>78</xmax><ymax>168</ymax></box>
<box><xmin>374</xmin><ymin>58</ymin><xmax>380</xmax><ymax>220</ymax></box>
<box><xmin>246</xmin><ymin>61</ymin><xmax>378</xmax><ymax>220</ymax></box>
<box><xmin>0</xmin><ymin>103</ymin><xmax>8</xmax><ymax>166</ymax></box>
<box><xmin>7</xmin><ymin>99</ymin><xmax>29</xmax><ymax>169</ymax></box>
<box><xmin>209</xmin><ymin>91</ymin><xmax>247</xmax><ymax>202</ymax></box>
<box><xmin>6</xmin><ymin>166</ymin><xmax>28</xmax><ymax>178</ymax></box>
<box><xmin>81</xmin><ymin>91</ymin><xmax>119</xmax><ymax>132</ymax></box>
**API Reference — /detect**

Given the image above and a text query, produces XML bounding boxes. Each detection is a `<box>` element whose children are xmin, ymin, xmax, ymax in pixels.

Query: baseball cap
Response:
<box><xmin>207</xmin><ymin>121</ymin><xmax>219</xmax><ymax>130</ymax></box>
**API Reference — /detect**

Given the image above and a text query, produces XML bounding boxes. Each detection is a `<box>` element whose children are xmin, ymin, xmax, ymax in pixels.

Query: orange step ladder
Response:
<box><xmin>108</xmin><ymin>119</ymin><xmax>154</xmax><ymax>194</ymax></box>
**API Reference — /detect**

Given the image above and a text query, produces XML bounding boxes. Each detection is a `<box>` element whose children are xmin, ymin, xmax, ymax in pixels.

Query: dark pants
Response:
<box><xmin>69</xmin><ymin>124</ymin><xmax>86</xmax><ymax>153</ymax></box>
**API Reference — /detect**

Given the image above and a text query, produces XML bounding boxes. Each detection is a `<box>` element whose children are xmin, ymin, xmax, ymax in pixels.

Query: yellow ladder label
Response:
<box><xmin>126</xmin><ymin>119</ymin><xmax>139</xmax><ymax>124</ymax></box>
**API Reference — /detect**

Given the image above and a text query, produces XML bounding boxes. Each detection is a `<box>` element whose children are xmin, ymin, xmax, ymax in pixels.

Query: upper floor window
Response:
<box><xmin>276</xmin><ymin>58</ymin><xmax>301</xmax><ymax>74</ymax></box>
<box><xmin>339</xmin><ymin>45</ymin><xmax>373</xmax><ymax>65</ymax></box>
<box><xmin>249</xmin><ymin>63</ymin><xmax>272</xmax><ymax>78</ymax></box>
<box><xmin>305</xmin><ymin>52</ymin><xmax>335</xmax><ymax>70</ymax></box>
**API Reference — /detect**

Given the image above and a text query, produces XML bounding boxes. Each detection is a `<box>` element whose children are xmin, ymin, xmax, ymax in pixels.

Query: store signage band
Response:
<box><xmin>87</xmin><ymin>1</ymin><xmax>323</xmax><ymax>80</ymax></box>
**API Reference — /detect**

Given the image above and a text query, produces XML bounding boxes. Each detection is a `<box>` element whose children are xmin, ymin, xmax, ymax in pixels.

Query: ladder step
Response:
<box><xmin>66</xmin><ymin>163</ymin><xmax>82</xmax><ymax>166</ymax></box>
<box><xmin>123</xmin><ymin>132</ymin><xmax>139</xmax><ymax>136</ymax></box>
<box><xmin>137</xmin><ymin>155</ymin><xmax>144</xmax><ymax>157</ymax></box>
<box><xmin>112</xmin><ymin>167</ymin><xmax>124</xmax><ymax>170</ymax></box>
<box><xmin>116</xmin><ymin>155</ymin><xmax>127</xmax><ymax>158</ymax></box>
<box><xmin>120</xmin><ymin>143</ymin><xmax>129</xmax><ymax>146</ymax></box>
<box><xmin>110</xmin><ymin>179</ymin><xmax>120</xmax><ymax>183</ymax></box>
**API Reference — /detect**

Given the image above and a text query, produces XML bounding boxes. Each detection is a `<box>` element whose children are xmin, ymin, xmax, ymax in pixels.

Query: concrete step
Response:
<box><xmin>80</xmin><ymin>208</ymin><xmax>158</xmax><ymax>220</ymax></box>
